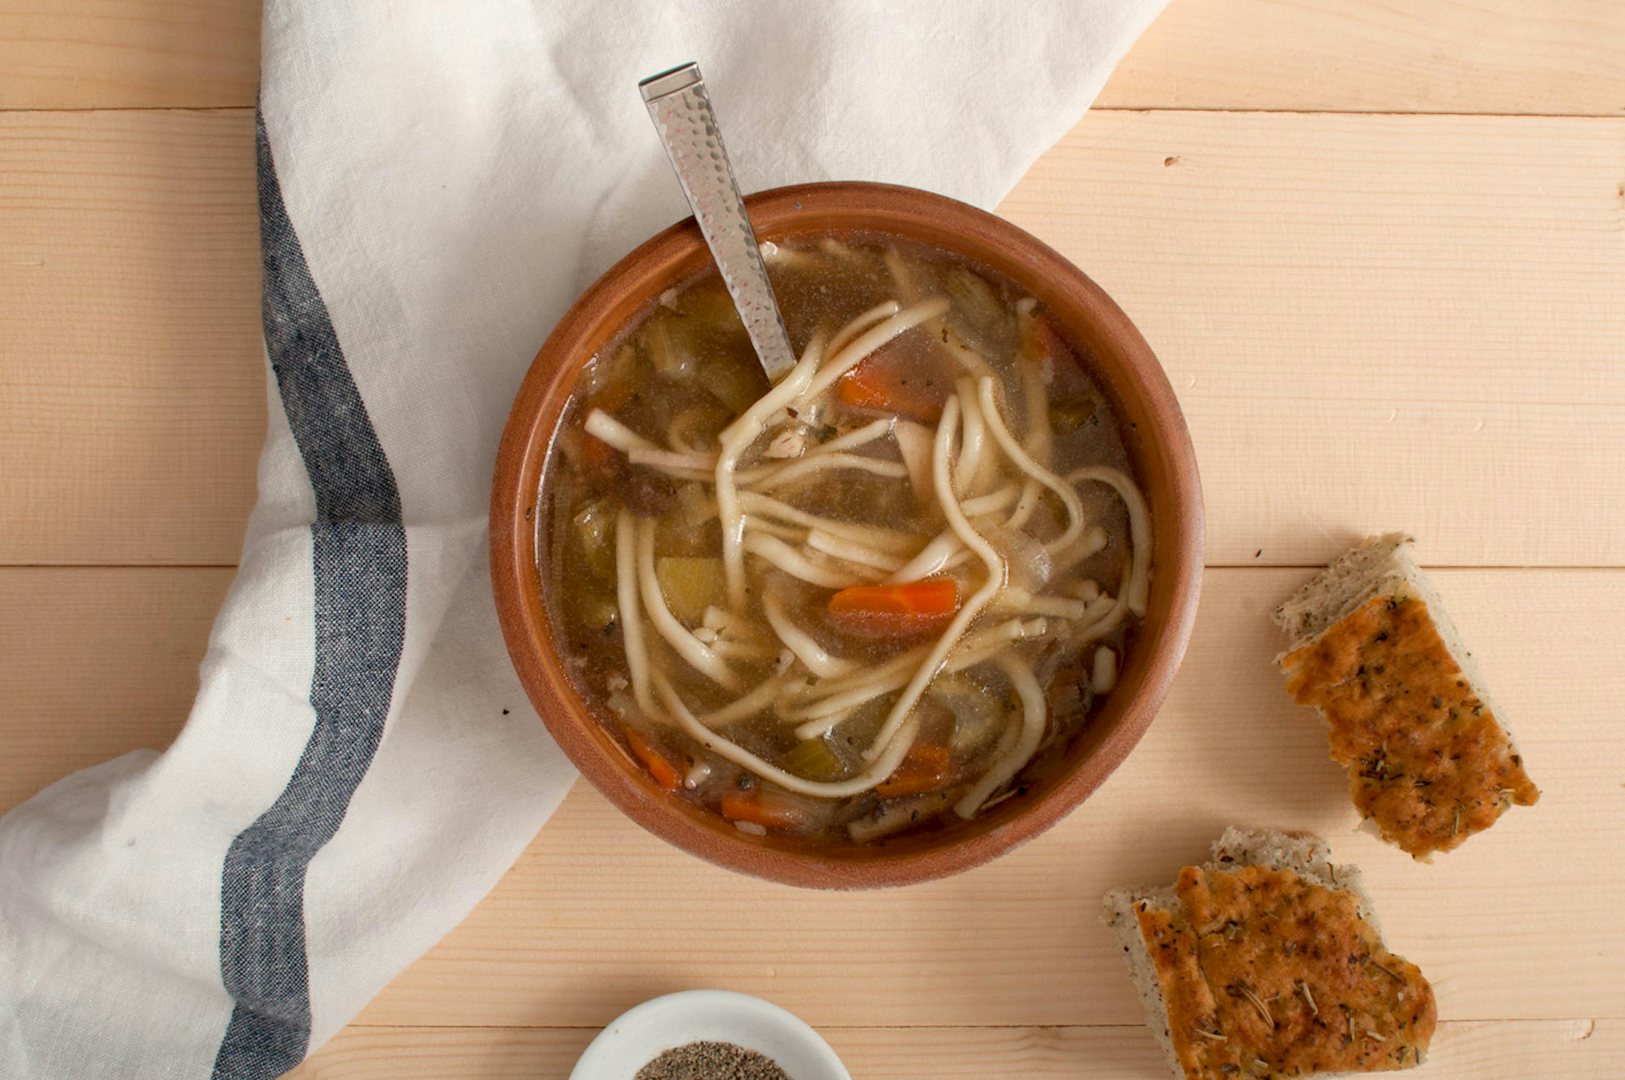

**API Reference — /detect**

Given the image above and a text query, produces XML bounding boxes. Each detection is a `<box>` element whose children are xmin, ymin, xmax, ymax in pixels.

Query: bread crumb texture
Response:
<box><xmin>1136</xmin><ymin>864</ymin><xmax>1435</xmax><ymax>1078</ymax></box>
<box><xmin>1280</xmin><ymin>595</ymin><xmax>1538</xmax><ymax>858</ymax></box>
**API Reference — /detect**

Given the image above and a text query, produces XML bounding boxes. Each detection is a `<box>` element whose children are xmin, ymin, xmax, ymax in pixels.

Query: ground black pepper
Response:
<box><xmin>634</xmin><ymin>1040</ymin><xmax>789</xmax><ymax>1080</ymax></box>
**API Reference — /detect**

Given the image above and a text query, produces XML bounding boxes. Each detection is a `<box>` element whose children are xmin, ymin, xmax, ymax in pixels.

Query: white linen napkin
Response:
<box><xmin>0</xmin><ymin>2</ymin><xmax>1166</xmax><ymax>1076</ymax></box>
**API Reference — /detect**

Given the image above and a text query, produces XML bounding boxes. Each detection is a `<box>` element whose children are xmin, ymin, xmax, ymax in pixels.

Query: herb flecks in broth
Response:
<box><xmin>547</xmin><ymin>236</ymin><xmax>1150</xmax><ymax>845</ymax></box>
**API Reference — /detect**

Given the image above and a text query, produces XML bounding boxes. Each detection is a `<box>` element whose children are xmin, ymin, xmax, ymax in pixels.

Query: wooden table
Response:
<box><xmin>3</xmin><ymin>3</ymin><xmax>1622</xmax><ymax>1076</ymax></box>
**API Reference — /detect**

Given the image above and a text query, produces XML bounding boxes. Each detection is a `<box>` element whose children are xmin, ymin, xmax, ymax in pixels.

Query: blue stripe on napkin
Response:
<box><xmin>212</xmin><ymin>110</ymin><xmax>409</xmax><ymax>1080</ymax></box>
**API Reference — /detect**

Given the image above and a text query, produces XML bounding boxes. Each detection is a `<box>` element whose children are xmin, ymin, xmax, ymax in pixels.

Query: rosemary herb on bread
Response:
<box><xmin>1104</xmin><ymin>828</ymin><xmax>1435</xmax><ymax>1079</ymax></box>
<box><xmin>1274</xmin><ymin>534</ymin><xmax>1537</xmax><ymax>859</ymax></box>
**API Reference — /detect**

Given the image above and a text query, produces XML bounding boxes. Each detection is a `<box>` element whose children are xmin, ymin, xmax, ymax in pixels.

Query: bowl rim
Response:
<box><xmin>491</xmin><ymin>180</ymin><xmax>1203</xmax><ymax>889</ymax></box>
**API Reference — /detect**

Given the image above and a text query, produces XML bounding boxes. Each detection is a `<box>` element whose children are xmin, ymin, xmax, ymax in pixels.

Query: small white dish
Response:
<box><xmin>569</xmin><ymin>989</ymin><xmax>851</xmax><ymax>1080</ymax></box>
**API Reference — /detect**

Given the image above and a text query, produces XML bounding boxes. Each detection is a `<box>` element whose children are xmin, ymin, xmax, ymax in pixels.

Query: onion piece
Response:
<box><xmin>848</xmin><ymin>791</ymin><xmax>955</xmax><ymax>843</ymax></box>
<box><xmin>955</xmin><ymin>653</ymin><xmax>1047</xmax><ymax>818</ymax></box>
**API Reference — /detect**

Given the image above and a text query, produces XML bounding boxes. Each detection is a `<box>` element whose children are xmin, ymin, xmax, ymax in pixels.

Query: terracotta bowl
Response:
<box><xmin>492</xmin><ymin>182</ymin><xmax>1203</xmax><ymax>889</ymax></box>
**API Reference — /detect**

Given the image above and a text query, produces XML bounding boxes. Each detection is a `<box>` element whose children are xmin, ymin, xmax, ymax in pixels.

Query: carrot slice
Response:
<box><xmin>719</xmin><ymin>789</ymin><xmax>807</xmax><ymax>830</ymax></box>
<box><xmin>827</xmin><ymin>578</ymin><xmax>959</xmax><ymax>637</ymax></box>
<box><xmin>837</xmin><ymin>355</ymin><xmax>949</xmax><ymax>423</ymax></box>
<box><xmin>876</xmin><ymin>743</ymin><xmax>954</xmax><ymax>797</ymax></box>
<box><xmin>625</xmin><ymin>730</ymin><xmax>682</xmax><ymax>792</ymax></box>
<box><xmin>829</xmin><ymin>577</ymin><xmax>958</xmax><ymax>615</ymax></box>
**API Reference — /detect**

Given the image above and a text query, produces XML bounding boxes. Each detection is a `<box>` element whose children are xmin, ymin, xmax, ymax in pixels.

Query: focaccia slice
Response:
<box><xmin>1104</xmin><ymin>828</ymin><xmax>1436</xmax><ymax>1079</ymax></box>
<box><xmin>1274</xmin><ymin>534</ymin><xmax>1537</xmax><ymax>858</ymax></box>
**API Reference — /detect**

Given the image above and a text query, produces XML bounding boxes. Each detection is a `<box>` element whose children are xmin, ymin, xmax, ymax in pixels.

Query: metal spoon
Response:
<box><xmin>640</xmin><ymin>62</ymin><xmax>798</xmax><ymax>383</ymax></box>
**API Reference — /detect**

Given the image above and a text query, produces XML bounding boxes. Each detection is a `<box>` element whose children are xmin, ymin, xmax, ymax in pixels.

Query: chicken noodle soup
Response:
<box><xmin>544</xmin><ymin>235</ymin><xmax>1150</xmax><ymax>844</ymax></box>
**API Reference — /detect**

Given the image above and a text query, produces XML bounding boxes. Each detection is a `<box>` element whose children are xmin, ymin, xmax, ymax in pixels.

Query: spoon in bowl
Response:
<box><xmin>639</xmin><ymin>62</ymin><xmax>799</xmax><ymax>383</ymax></box>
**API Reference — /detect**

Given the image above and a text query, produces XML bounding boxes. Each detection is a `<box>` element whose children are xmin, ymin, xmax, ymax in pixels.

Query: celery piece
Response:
<box><xmin>848</xmin><ymin>791</ymin><xmax>954</xmax><ymax>843</ymax></box>
<box><xmin>779</xmin><ymin>736</ymin><xmax>849</xmax><ymax>782</ymax></box>
<box><xmin>933</xmin><ymin>672</ymin><xmax>1006</xmax><ymax>754</ymax></box>
<box><xmin>654</xmin><ymin>556</ymin><xmax>725</xmax><ymax>625</ymax></box>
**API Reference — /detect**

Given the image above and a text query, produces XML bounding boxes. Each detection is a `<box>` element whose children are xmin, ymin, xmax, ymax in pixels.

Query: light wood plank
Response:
<box><xmin>1000</xmin><ymin>110</ymin><xmax>1625</xmax><ymax>567</ymax></box>
<box><xmin>6</xmin><ymin>110</ymin><xmax>1623</xmax><ymax>567</ymax></box>
<box><xmin>1101</xmin><ymin>0</ymin><xmax>1625</xmax><ymax>116</ymax></box>
<box><xmin>289</xmin><ymin>1019</ymin><xmax>1617</xmax><ymax>1079</ymax></box>
<box><xmin>0</xmin><ymin>1</ymin><xmax>260</xmax><ymax>111</ymax></box>
<box><xmin>0</xmin><ymin>109</ymin><xmax>264</xmax><ymax>565</ymax></box>
<box><xmin>2</xmin><ymin>2</ymin><xmax>1622</xmax><ymax>116</ymax></box>
<box><xmin>7</xmin><ymin>566</ymin><xmax>1615</xmax><ymax>1027</ymax></box>
<box><xmin>0</xmin><ymin>567</ymin><xmax>231</xmax><ymax>811</ymax></box>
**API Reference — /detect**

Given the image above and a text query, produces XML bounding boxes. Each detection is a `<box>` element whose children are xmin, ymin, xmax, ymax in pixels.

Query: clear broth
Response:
<box><xmin>543</xmin><ymin>233</ymin><xmax>1143</xmax><ymax>846</ymax></box>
